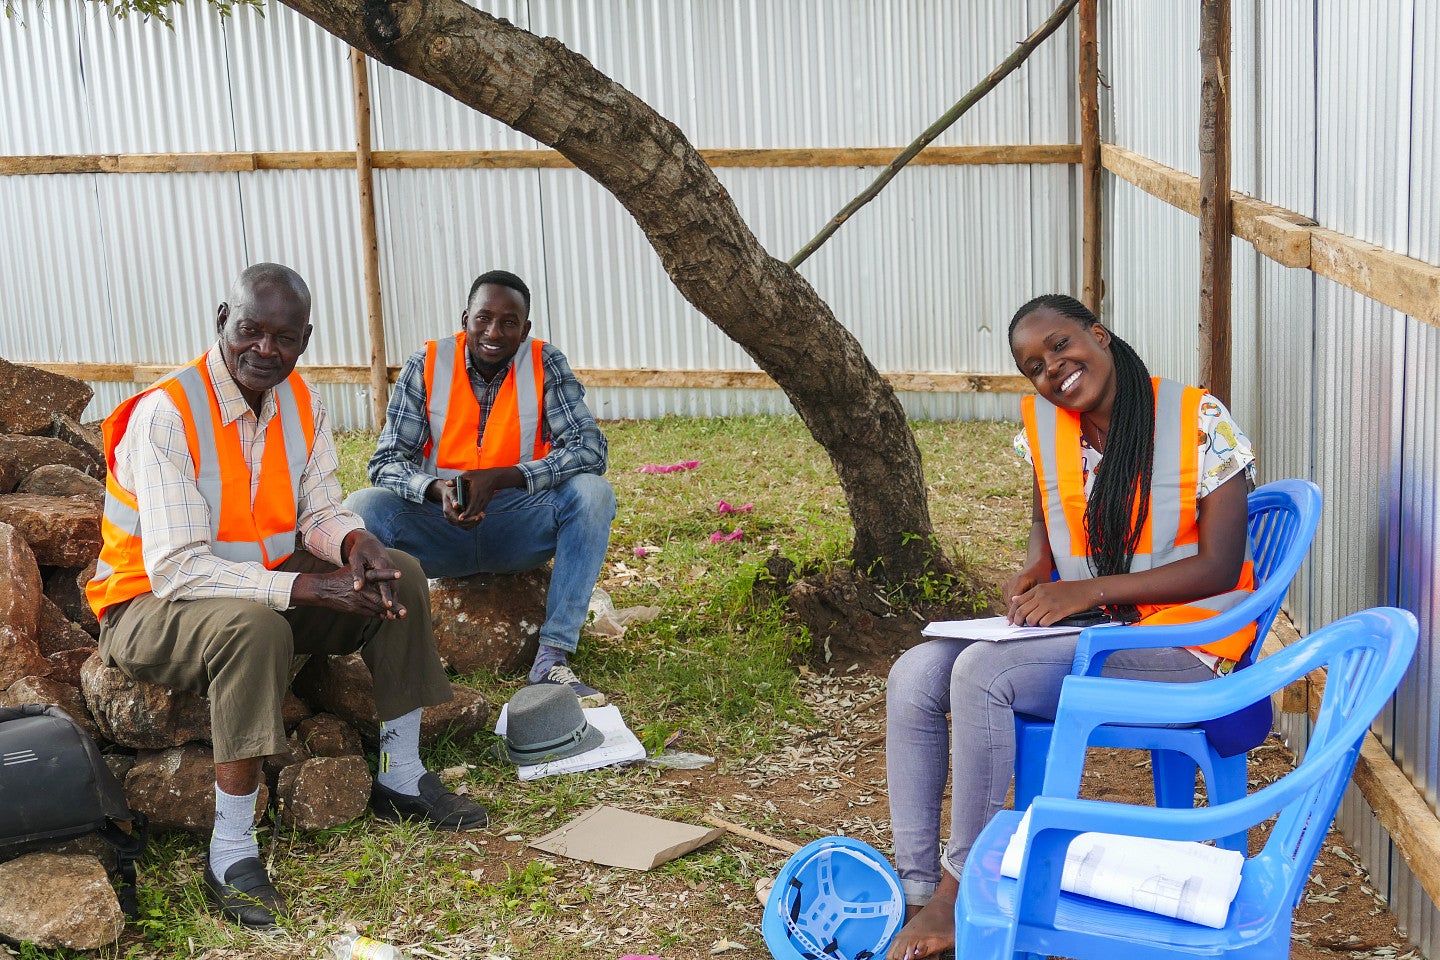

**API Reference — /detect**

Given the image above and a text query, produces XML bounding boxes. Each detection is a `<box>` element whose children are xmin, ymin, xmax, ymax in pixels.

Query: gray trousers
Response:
<box><xmin>98</xmin><ymin>549</ymin><xmax>453</xmax><ymax>764</ymax></box>
<box><xmin>884</xmin><ymin>634</ymin><xmax>1214</xmax><ymax>905</ymax></box>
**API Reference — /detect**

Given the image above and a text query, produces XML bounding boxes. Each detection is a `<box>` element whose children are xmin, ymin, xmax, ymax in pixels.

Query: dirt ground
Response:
<box><xmin>527</xmin><ymin>664</ymin><xmax>1416</xmax><ymax>960</ymax></box>
<box><xmin>81</xmin><ymin>661</ymin><xmax>1422</xmax><ymax>960</ymax></box>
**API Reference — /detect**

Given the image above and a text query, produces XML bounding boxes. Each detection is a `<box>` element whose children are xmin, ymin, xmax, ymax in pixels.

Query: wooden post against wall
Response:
<box><xmin>351</xmin><ymin>50</ymin><xmax>389</xmax><ymax>430</ymax></box>
<box><xmin>1198</xmin><ymin>0</ymin><xmax>1232</xmax><ymax>405</ymax></box>
<box><xmin>1079</xmin><ymin>0</ymin><xmax>1102</xmax><ymax>312</ymax></box>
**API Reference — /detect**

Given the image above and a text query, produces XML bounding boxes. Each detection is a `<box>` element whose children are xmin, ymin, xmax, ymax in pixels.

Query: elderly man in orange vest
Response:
<box><xmin>346</xmin><ymin>270</ymin><xmax>615</xmax><ymax>705</ymax></box>
<box><xmin>88</xmin><ymin>263</ymin><xmax>487</xmax><ymax>931</ymax></box>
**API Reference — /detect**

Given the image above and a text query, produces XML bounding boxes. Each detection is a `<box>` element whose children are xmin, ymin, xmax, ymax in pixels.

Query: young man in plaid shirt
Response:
<box><xmin>347</xmin><ymin>270</ymin><xmax>615</xmax><ymax>704</ymax></box>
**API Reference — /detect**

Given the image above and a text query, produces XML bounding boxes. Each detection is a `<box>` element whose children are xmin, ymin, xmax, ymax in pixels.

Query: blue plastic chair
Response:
<box><xmin>1012</xmin><ymin>479</ymin><xmax>1323</xmax><ymax>852</ymax></box>
<box><xmin>958</xmin><ymin>606</ymin><xmax>1419</xmax><ymax>960</ymax></box>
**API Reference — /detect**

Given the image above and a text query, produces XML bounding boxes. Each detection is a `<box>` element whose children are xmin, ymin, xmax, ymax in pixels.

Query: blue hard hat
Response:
<box><xmin>762</xmin><ymin>836</ymin><xmax>905</xmax><ymax>960</ymax></box>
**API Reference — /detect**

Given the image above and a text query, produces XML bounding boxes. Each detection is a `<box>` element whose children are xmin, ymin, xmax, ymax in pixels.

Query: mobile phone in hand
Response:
<box><xmin>1054</xmin><ymin>608</ymin><xmax>1111</xmax><ymax>628</ymax></box>
<box><xmin>453</xmin><ymin>477</ymin><xmax>467</xmax><ymax>510</ymax></box>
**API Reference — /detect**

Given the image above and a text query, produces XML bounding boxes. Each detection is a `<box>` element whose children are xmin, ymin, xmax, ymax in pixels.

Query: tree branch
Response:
<box><xmin>788</xmin><ymin>0</ymin><xmax>1080</xmax><ymax>268</ymax></box>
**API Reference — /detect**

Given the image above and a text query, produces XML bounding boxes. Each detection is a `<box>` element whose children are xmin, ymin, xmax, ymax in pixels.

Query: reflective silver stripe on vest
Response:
<box><xmin>1133</xmin><ymin>378</ymin><xmax>1187</xmax><ymax>573</ymax></box>
<box><xmin>1030</xmin><ymin>399</ymin><xmax>1077</xmax><ymax>575</ymax></box>
<box><xmin>94</xmin><ymin>495</ymin><xmax>143</xmax><ymax>580</ymax></box>
<box><xmin>1183</xmin><ymin>587</ymin><xmax>1250</xmax><ymax>615</ymax></box>
<box><xmin>423</xmin><ymin>337</ymin><xmax>458</xmax><ymax>477</ymax></box>
<box><xmin>272</xmin><ymin>378</ymin><xmax>310</xmax><ymax>496</ymax></box>
<box><xmin>512</xmin><ymin>338</ymin><xmax>541</xmax><ymax>463</ymax></box>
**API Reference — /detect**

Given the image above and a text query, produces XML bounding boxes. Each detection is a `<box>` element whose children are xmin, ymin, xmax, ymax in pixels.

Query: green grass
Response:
<box><xmin>11</xmin><ymin>414</ymin><xmax>1030</xmax><ymax>960</ymax></box>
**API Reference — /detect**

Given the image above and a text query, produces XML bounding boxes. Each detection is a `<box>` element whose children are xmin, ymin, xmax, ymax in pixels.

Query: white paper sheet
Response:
<box><xmin>494</xmin><ymin>703</ymin><xmax>647</xmax><ymax>781</ymax></box>
<box><xmin>921</xmin><ymin>615</ymin><xmax>1085</xmax><ymax>642</ymax></box>
<box><xmin>1000</xmin><ymin>809</ymin><xmax>1245</xmax><ymax>929</ymax></box>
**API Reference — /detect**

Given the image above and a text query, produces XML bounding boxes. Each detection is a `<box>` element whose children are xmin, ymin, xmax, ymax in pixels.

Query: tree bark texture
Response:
<box><xmin>283</xmin><ymin>0</ymin><xmax>951</xmax><ymax>582</ymax></box>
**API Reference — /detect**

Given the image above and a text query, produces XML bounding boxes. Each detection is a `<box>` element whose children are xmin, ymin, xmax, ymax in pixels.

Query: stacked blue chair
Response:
<box><xmin>1012</xmin><ymin>479</ymin><xmax>1323</xmax><ymax>852</ymax></box>
<box><xmin>959</xmin><ymin>606</ymin><xmax>1419</xmax><ymax>960</ymax></box>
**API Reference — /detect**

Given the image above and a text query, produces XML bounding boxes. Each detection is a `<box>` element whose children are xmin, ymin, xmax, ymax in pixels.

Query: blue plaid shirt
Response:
<box><xmin>367</xmin><ymin>339</ymin><xmax>608</xmax><ymax>501</ymax></box>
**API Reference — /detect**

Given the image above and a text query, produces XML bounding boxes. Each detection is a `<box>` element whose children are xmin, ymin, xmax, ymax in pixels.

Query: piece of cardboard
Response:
<box><xmin>529</xmin><ymin>804</ymin><xmax>725</xmax><ymax>871</ymax></box>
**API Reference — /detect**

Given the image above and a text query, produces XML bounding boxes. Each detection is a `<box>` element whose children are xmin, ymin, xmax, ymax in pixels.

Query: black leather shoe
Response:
<box><xmin>371</xmin><ymin>771</ymin><xmax>489</xmax><ymax>830</ymax></box>
<box><xmin>203</xmin><ymin>857</ymin><xmax>286</xmax><ymax>930</ymax></box>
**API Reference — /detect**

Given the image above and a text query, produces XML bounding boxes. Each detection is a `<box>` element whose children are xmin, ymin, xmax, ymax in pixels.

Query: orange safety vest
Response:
<box><xmin>86</xmin><ymin>355</ymin><xmax>316</xmax><ymax>620</ymax></box>
<box><xmin>420</xmin><ymin>333</ymin><xmax>550</xmax><ymax>477</ymax></box>
<box><xmin>1021</xmin><ymin>377</ymin><xmax>1256</xmax><ymax>661</ymax></box>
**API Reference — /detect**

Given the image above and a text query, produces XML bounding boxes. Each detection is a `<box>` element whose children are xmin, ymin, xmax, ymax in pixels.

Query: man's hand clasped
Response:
<box><xmin>290</xmin><ymin>529</ymin><xmax>406</xmax><ymax>620</ymax></box>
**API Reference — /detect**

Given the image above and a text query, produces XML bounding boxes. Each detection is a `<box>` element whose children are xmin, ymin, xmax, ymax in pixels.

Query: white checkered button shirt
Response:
<box><xmin>112</xmin><ymin>347</ymin><xmax>365</xmax><ymax>610</ymax></box>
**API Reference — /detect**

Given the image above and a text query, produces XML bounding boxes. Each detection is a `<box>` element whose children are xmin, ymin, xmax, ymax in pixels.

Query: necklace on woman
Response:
<box><xmin>1082</xmin><ymin>418</ymin><xmax>1108</xmax><ymax>453</ymax></box>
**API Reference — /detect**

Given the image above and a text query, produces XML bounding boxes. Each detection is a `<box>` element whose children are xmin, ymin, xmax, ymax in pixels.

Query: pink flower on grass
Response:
<box><xmin>716</xmin><ymin>500</ymin><xmax>755</xmax><ymax>515</ymax></box>
<box><xmin>636</xmin><ymin>460</ymin><xmax>700</xmax><ymax>474</ymax></box>
<box><xmin>709</xmin><ymin>527</ymin><xmax>744</xmax><ymax>543</ymax></box>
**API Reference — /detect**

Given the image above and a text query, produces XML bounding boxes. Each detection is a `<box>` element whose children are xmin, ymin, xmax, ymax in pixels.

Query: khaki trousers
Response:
<box><xmin>98</xmin><ymin>549</ymin><xmax>452</xmax><ymax>764</ymax></box>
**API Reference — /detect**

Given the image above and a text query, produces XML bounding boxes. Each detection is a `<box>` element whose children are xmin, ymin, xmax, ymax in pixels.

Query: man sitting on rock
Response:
<box><xmin>346</xmin><ymin>270</ymin><xmax>615</xmax><ymax>705</ymax></box>
<box><xmin>86</xmin><ymin>263</ymin><xmax>487</xmax><ymax>931</ymax></box>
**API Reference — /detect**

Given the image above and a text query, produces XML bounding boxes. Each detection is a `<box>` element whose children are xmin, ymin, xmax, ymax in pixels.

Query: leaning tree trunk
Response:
<box><xmin>284</xmin><ymin>0</ymin><xmax>953</xmax><ymax>584</ymax></box>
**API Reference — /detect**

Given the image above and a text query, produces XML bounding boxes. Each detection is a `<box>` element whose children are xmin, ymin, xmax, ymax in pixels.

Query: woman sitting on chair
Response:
<box><xmin>885</xmin><ymin>293</ymin><xmax>1257</xmax><ymax>960</ymax></box>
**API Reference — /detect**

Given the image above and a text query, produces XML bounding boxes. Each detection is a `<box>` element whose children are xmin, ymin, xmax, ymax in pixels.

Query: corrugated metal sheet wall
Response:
<box><xmin>4</xmin><ymin>1</ymin><xmax>1440</xmax><ymax>948</ymax></box>
<box><xmin>0</xmin><ymin>0</ymin><xmax>1080</xmax><ymax>427</ymax></box>
<box><xmin>1103</xmin><ymin>2</ymin><xmax>1440</xmax><ymax>955</ymax></box>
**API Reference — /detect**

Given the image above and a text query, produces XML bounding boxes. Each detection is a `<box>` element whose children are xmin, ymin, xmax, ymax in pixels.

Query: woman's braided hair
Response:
<box><xmin>1009</xmin><ymin>294</ymin><xmax>1155</xmax><ymax>621</ymax></box>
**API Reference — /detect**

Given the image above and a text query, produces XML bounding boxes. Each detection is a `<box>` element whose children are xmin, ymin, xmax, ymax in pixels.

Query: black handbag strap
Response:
<box><xmin>98</xmin><ymin>811</ymin><xmax>148</xmax><ymax>919</ymax></box>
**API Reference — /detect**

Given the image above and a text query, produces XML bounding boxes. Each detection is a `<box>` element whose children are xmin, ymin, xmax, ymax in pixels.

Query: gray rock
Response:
<box><xmin>0</xmin><ymin>357</ymin><xmax>92</xmax><ymax>436</ymax></box>
<box><xmin>0</xmin><ymin>493</ymin><xmax>101</xmax><ymax>566</ymax></box>
<box><xmin>125</xmin><ymin>744</ymin><xmax>269</xmax><ymax>834</ymax></box>
<box><xmin>81</xmin><ymin>654</ymin><xmax>212</xmax><ymax>749</ymax></box>
<box><xmin>275</xmin><ymin>755</ymin><xmax>372</xmax><ymax>830</ymax></box>
<box><xmin>293</xmin><ymin>652</ymin><xmax>489</xmax><ymax>749</ymax></box>
<box><xmin>296</xmin><ymin>712</ymin><xmax>364</xmax><ymax>757</ymax></box>
<box><xmin>0</xmin><ymin>675</ymin><xmax>100</xmax><ymax>743</ymax></box>
<box><xmin>262</xmin><ymin>737</ymin><xmax>311</xmax><ymax>795</ymax></box>
<box><xmin>17</xmin><ymin>462</ymin><xmax>104</xmax><ymax>499</ymax></box>
<box><xmin>0</xmin><ymin>852</ymin><xmax>123</xmax><ymax>950</ymax></box>
<box><xmin>46</xmin><ymin>646</ymin><xmax>97</xmax><ymax>687</ymax></box>
<box><xmin>0</xmin><ymin>435</ymin><xmax>98</xmax><ymax>490</ymax></box>
<box><xmin>282</xmin><ymin>688</ymin><xmax>313</xmax><ymax>732</ymax></box>
<box><xmin>49</xmin><ymin>413</ymin><xmax>105</xmax><ymax>478</ymax></box>
<box><xmin>35</xmin><ymin>593</ymin><xmax>96</xmax><ymax>655</ymax></box>
<box><xmin>0</xmin><ymin>521</ymin><xmax>49</xmax><ymax>688</ymax></box>
<box><xmin>45</xmin><ymin>560</ymin><xmax>99</xmax><ymax>637</ymax></box>
<box><xmin>103</xmin><ymin>752</ymin><xmax>137</xmax><ymax>784</ymax></box>
<box><xmin>429</xmin><ymin>569</ymin><xmax>549</xmax><ymax>674</ymax></box>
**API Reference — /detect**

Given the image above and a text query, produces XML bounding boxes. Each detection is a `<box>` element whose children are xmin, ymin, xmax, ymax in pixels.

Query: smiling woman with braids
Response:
<box><xmin>884</xmin><ymin>294</ymin><xmax>1257</xmax><ymax>960</ymax></box>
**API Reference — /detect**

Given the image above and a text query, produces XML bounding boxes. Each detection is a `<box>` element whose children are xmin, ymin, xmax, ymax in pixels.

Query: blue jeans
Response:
<box><xmin>345</xmin><ymin>473</ymin><xmax>616</xmax><ymax>654</ymax></box>
<box><xmin>884</xmin><ymin>635</ymin><xmax>1214</xmax><ymax>905</ymax></box>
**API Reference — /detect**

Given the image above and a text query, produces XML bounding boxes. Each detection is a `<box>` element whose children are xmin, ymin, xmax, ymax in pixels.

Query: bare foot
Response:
<box><xmin>886</xmin><ymin>875</ymin><xmax>958</xmax><ymax>960</ymax></box>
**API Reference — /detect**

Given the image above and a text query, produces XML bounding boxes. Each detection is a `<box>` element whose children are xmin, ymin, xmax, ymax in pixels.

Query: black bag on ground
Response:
<box><xmin>0</xmin><ymin>704</ymin><xmax>148</xmax><ymax>917</ymax></box>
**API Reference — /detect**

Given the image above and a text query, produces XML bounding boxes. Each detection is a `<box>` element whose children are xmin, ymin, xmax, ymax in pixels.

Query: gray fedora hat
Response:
<box><xmin>503</xmin><ymin>684</ymin><xmax>605</xmax><ymax>765</ymax></box>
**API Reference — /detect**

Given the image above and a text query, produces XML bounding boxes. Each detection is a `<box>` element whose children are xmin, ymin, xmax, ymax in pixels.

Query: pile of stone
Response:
<box><xmin>0</xmin><ymin>357</ymin><xmax>550</xmax><ymax>950</ymax></box>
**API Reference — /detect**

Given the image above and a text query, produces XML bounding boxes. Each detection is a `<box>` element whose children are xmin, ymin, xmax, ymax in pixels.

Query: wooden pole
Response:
<box><xmin>788</xmin><ymin>0</ymin><xmax>1080</xmax><ymax>268</ymax></box>
<box><xmin>351</xmin><ymin>50</ymin><xmax>390</xmax><ymax>430</ymax></box>
<box><xmin>1198</xmin><ymin>0</ymin><xmax>1232</xmax><ymax>404</ymax></box>
<box><xmin>1078</xmin><ymin>0</ymin><xmax>1102</xmax><ymax>312</ymax></box>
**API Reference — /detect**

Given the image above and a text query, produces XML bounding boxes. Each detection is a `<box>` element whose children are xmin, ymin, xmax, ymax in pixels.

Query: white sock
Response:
<box><xmin>375</xmin><ymin>708</ymin><xmax>426</xmax><ymax>796</ymax></box>
<box><xmin>210</xmin><ymin>783</ymin><xmax>260</xmax><ymax>880</ymax></box>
